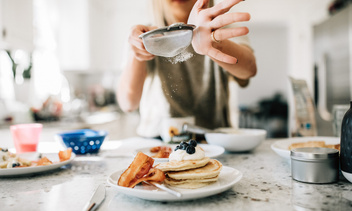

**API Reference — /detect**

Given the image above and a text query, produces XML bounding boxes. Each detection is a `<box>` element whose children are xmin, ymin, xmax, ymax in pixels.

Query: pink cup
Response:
<box><xmin>10</xmin><ymin>123</ymin><xmax>43</xmax><ymax>153</ymax></box>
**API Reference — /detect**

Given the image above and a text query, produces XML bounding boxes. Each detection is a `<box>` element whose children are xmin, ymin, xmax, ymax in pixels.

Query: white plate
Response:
<box><xmin>134</xmin><ymin>144</ymin><xmax>225</xmax><ymax>162</ymax></box>
<box><xmin>0</xmin><ymin>152</ymin><xmax>75</xmax><ymax>176</ymax></box>
<box><xmin>271</xmin><ymin>136</ymin><xmax>340</xmax><ymax>160</ymax></box>
<box><xmin>107</xmin><ymin>166</ymin><xmax>242</xmax><ymax>201</ymax></box>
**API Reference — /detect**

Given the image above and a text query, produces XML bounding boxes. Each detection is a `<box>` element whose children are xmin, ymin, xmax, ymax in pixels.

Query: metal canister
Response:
<box><xmin>291</xmin><ymin>147</ymin><xmax>339</xmax><ymax>184</ymax></box>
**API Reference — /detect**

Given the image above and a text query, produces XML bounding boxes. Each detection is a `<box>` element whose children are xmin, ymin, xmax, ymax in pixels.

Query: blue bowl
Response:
<box><xmin>58</xmin><ymin>129</ymin><xmax>108</xmax><ymax>154</ymax></box>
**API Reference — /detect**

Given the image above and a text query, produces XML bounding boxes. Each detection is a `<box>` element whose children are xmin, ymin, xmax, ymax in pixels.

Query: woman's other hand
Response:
<box><xmin>129</xmin><ymin>25</ymin><xmax>157</xmax><ymax>61</ymax></box>
<box><xmin>188</xmin><ymin>0</ymin><xmax>250</xmax><ymax>64</ymax></box>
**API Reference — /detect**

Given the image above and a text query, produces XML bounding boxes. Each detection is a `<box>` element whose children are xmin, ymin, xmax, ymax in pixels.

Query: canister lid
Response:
<box><xmin>290</xmin><ymin>147</ymin><xmax>339</xmax><ymax>160</ymax></box>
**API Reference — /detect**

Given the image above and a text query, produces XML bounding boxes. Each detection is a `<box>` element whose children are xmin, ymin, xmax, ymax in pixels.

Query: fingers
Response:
<box><xmin>212</xmin><ymin>26</ymin><xmax>249</xmax><ymax>41</ymax></box>
<box><xmin>147</xmin><ymin>26</ymin><xmax>158</xmax><ymax>31</ymax></box>
<box><xmin>131</xmin><ymin>45</ymin><xmax>155</xmax><ymax>61</ymax></box>
<box><xmin>129</xmin><ymin>33</ymin><xmax>146</xmax><ymax>51</ymax></box>
<box><xmin>194</xmin><ymin>0</ymin><xmax>210</xmax><ymax>11</ymax></box>
<box><xmin>130</xmin><ymin>40</ymin><xmax>155</xmax><ymax>61</ymax></box>
<box><xmin>210</xmin><ymin>12</ymin><xmax>250</xmax><ymax>29</ymax></box>
<box><xmin>130</xmin><ymin>44</ymin><xmax>151</xmax><ymax>57</ymax></box>
<box><xmin>206</xmin><ymin>0</ymin><xmax>243</xmax><ymax>18</ymax></box>
<box><xmin>129</xmin><ymin>25</ymin><xmax>156</xmax><ymax>61</ymax></box>
<box><xmin>207</xmin><ymin>47</ymin><xmax>238</xmax><ymax>64</ymax></box>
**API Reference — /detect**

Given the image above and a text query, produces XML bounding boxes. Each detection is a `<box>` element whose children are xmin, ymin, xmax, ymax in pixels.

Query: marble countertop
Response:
<box><xmin>1</xmin><ymin>137</ymin><xmax>352</xmax><ymax>211</ymax></box>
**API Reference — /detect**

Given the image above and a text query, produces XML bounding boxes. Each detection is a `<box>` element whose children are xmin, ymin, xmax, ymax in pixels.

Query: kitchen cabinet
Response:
<box><xmin>0</xmin><ymin>0</ymin><xmax>34</xmax><ymax>51</ymax></box>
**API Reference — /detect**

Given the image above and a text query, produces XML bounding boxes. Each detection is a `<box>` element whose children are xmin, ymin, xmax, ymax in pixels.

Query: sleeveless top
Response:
<box><xmin>136</xmin><ymin>37</ymin><xmax>250</xmax><ymax>138</ymax></box>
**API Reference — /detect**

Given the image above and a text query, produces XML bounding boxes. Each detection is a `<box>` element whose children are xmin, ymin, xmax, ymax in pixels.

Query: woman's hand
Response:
<box><xmin>188</xmin><ymin>0</ymin><xmax>250</xmax><ymax>64</ymax></box>
<box><xmin>128</xmin><ymin>25</ymin><xmax>157</xmax><ymax>61</ymax></box>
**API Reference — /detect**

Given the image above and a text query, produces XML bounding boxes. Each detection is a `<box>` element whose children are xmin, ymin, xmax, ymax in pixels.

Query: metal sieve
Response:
<box><xmin>139</xmin><ymin>23</ymin><xmax>195</xmax><ymax>58</ymax></box>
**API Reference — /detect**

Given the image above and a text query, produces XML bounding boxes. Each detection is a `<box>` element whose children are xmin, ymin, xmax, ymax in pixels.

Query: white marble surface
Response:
<box><xmin>1</xmin><ymin>136</ymin><xmax>352</xmax><ymax>211</ymax></box>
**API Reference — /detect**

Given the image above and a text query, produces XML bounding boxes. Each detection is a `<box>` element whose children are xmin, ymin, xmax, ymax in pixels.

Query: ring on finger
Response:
<box><xmin>211</xmin><ymin>31</ymin><xmax>221</xmax><ymax>43</ymax></box>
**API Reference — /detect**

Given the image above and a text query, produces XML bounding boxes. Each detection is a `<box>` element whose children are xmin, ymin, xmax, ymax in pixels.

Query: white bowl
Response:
<box><xmin>205</xmin><ymin>128</ymin><xmax>267</xmax><ymax>152</ymax></box>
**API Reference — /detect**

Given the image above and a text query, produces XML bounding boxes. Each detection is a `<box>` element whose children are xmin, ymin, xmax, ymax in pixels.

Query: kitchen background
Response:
<box><xmin>0</xmin><ymin>0</ymin><xmax>351</xmax><ymax>139</ymax></box>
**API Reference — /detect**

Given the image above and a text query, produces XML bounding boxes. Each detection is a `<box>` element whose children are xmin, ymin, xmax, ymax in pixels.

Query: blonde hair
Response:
<box><xmin>151</xmin><ymin>0</ymin><xmax>214</xmax><ymax>27</ymax></box>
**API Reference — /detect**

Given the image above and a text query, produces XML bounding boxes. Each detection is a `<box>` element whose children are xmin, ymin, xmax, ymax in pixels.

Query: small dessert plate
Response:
<box><xmin>134</xmin><ymin>144</ymin><xmax>225</xmax><ymax>162</ymax></box>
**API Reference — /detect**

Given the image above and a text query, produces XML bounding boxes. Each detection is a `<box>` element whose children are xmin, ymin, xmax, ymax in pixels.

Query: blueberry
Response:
<box><xmin>174</xmin><ymin>145</ymin><xmax>180</xmax><ymax>151</ymax></box>
<box><xmin>186</xmin><ymin>146</ymin><xmax>195</xmax><ymax>154</ymax></box>
<box><xmin>12</xmin><ymin>162</ymin><xmax>20</xmax><ymax>168</ymax></box>
<box><xmin>180</xmin><ymin>141</ymin><xmax>188</xmax><ymax>147</ymax></box>
<box><xmin>179</xmin><ymin>141</ymin><xmax>188</xmax><ymax>150</ymax></box>
<box><xmin>189</xmin><ymin>139</ymin><xmax>197</xmax><ymax>147</ymax></box>
<box><xmin>181</xmin><ymin>144</ymin><xmax>188</xmax><ymax>150</ymax></box>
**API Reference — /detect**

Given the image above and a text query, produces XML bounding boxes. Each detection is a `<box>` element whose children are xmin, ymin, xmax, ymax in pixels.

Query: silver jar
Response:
<box><xmin>291</xmin><ymin>147</ymin><xmax>339</xmax><ymax>184</ymax></box>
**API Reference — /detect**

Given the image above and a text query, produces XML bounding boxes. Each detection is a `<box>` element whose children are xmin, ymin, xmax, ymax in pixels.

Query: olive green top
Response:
<box><xmin>137</xmin><ymin>39</ymin><xmax>250</xmax><ymax>138</ymax></box>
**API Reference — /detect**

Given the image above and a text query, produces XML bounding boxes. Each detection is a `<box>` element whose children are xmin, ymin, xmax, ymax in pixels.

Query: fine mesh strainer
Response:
<box><xmin>139</xmin><ymin>23</ymin><xmax>196</xmax><ymax>58</ymax></box>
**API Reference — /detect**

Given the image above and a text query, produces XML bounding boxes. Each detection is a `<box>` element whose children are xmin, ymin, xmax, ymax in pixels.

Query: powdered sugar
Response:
<box><xmin>167</xmin><ymin>50</ymin><xmax>193</xmax><ymax>64</ymax></box>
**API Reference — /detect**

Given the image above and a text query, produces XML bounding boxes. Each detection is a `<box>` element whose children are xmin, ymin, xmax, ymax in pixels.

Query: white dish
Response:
<box><xmin>205</xmin><ymin>128</ymin><xmax>267</xmax><ymax>152</ymax></box>
<box><xmin>107</xmin><ymin>166</ymin><xmax>242</xmax><ymax>201</ymax></box>
<box><xmin>271</xmin><ymin>136</ymin><xmax>340</xmax><ymax>160</ymax></box>
<box><xmin>134</xmin><ymin>144</ymin><xmax>225</xmax><ymax>162</ymax></box>
<box><xmin>0</xmin><ymin>152</ymin><xmax>75</xmax><ymax>176</ymax></box>
<box><xmin>342</xmin><ymin>171</ymin><xmax>352</xmax><ymax>184</ymax></box>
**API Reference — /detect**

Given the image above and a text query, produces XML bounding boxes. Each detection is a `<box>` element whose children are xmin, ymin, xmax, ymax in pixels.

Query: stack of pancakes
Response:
<box><xmin>288</xmin><ymin>141</ymin><xmax>340</xmax><ymax>151</ymax></box>
<box><xmin>155</xmin><ymin>157</ymin><xmax>222</xmax><ymax>189</ymax></box>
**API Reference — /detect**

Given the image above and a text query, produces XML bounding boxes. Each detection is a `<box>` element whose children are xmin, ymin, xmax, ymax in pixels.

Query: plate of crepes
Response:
<box><xmin>0</xmin><ymin>147</ymin><xmax>74</xmax><ymax>176</ymax></box>
<box><xmin>271</xmin><ymin>136</ymin><xmax>340</xmax><ymax>160</ymax></box>
<box><xmin>108</xmin><ymin>140</ymin><xmax>242</xmax><ymax>201</ymax></box>
<box><xmin>134</xmin><ymin>143</ymin><xmax>225</xmax><ymax>162</ymax></box>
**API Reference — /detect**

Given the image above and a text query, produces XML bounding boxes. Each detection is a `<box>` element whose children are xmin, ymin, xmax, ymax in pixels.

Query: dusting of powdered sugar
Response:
<box><xmin>166</xmin><ymin>50</ymin><xmax>193</xmax><ymax>64</ymax></box>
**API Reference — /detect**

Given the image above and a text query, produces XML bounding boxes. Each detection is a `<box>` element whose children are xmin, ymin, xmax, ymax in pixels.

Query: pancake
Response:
<box><xmin>164</xmin><ymin>176</ymin><xmax>219</xmax><ymax>189</ymax></box>
<box><xmin>155</xmin><ymin>157</ymin><xmax>210</xmax><ymax>172</ymax></box>
<box><xmin>288</xmin><ymin>141</ymin><xmax>325</xmax><ymax>150</ymax></box>
<box><xmin>165</xmin><ymin>175</ymin><xmax>219</xmax><ymax>184</ymax></box>
<box><xmin>166</xmin><ymin>159</ymin><xmax>222</xmax><ymax>180</ymax></box>
<box><xmin>162</xmin><ymin>159</ymin><xmax>222</xmax><ymax>189</ymax></box>
<box><xmin>165</xmin><ymin>182</ymin><xmax>215</xmax><ymax>189</ymax></box>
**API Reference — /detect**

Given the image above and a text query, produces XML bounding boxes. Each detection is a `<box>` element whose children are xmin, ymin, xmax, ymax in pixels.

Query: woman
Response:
<box><xmin>117</xmin><ymin>0</ymin><xmax>257</xmax><ymax>138</ymax></box>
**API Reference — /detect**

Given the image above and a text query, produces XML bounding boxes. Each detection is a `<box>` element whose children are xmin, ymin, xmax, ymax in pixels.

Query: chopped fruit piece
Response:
<box><xmin>36</xmin><ymin>157</ymin><xmax>53</xmax><ymax>166</ymax></box>
<box><xmin>58</xmin><ymin>148</ymin><xmax>72</xmax><ymax>162</ymax></box>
